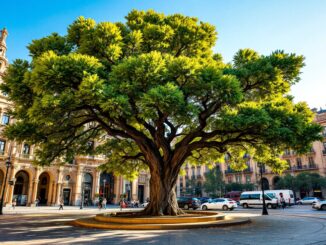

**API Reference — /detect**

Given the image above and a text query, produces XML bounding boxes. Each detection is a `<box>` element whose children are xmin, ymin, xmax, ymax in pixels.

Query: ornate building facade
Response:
<box><xmin>0</xmin><ymin>28</ymin><xmax>150</xmax><ymax>206</ymax></box>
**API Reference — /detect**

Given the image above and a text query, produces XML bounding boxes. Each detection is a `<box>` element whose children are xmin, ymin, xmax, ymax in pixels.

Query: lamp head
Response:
<box><xmin>5</xmin><ymin>158</ymin><xmax>11</xmax><ymax>168</ymax></box>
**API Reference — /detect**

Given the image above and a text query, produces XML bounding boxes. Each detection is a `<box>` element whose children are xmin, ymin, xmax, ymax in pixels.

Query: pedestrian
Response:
<box><xmin>12</xmin><ymin>198</ymin><xmax>17</xmax><ymax>210</ymax></box>
<box><xmin>102</xmin><ymin>198</ymin><xmax>107</xmax><ymax>209</ymax></box>
<box><xmin>119</xmin><ymin>197</ymin><xmax>125</xmax><ymax>211</ymax></box>
<box><xmin>35</xmin><ymin>198</ymin><xmax>39</xmax><ymax>207</ymax></box>
<box><xmin>84</xmin><ymin>197</ymin><xmax>88</xmax><ymax>207</ymax></box>
<box><xmin>280</xmin><ymin>193</ymin><xmax>286</xmax><ymax>209</ymax></box>
<box><xmin>59</xmin><ymin>199</ymin><xmax>64</xmax><ymax>210</ymax></box>
<box><xmin>98</xmin><ymin>197</ymin><xmax>103</xmax><ymax>210</ymax></box>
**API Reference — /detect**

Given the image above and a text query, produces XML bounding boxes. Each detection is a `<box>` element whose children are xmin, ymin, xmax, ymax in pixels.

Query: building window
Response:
<box><xmin>286</xmin><ymin>159</ymin><xmax>291</xmax><ymax>169</ymax></box>
<box><xmin>22</xmin><ymin>143</ymin><xmax>30</xmax><ymax>155</ymax></box>
<box><xmin>296</xmin><ymin>158</ymin><xmax>302</xmax><ymax>169</ymax></box>
<box><xmin>138</xmin><ymin>174</ymin><xmax>146</xmax><ymax>183</ymax></box>
<box><xmin>65</xmin><ymin>175</ymin><xmax>71</xmax><ymax>181</ymax></box>
<box><xmin>246</xmin><ymin>175</ymin><xmax>251</xmax><ymax>183</ymax></box>
<box><xmin>284</xmin><ymin>149</ymin><xmax>291</xmax><ymax>155</ymax></box>
<box><xmin>0</xmin><ymin>140</ymin><xmax>5</xmax><ymax>155</ymax></box>
<box><xmin>1</xmin><ymin>114</ymin><xmax>9</xmax><ymax>125</ymax></box>
<box><xmin>227</xmin><ymin>176</ymin><xmax>232</xmax><ymax>183</ymax></box>
<box><xmin>323</xmin><ymin>126</ymin><xmax>326</xmax><ymax>136</ymax></box>
<box><xmin>235</xmin><ymin>175</ymin><xmax>241</xmax><ymax>183</ymax></box>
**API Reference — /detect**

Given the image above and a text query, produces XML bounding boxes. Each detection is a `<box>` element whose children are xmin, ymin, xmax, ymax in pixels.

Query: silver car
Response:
<box><xmin>312</xmin><ymin>200</ymin><xmax>326</xmax><ymax>210</ymax></box>
<box><xmin>297</xmin><ymin>197</ymin><xmax>320</xmax><ymax>205</ymax></box>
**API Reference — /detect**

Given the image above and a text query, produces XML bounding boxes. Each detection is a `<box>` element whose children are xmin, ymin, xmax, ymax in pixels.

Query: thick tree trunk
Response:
<box><xmin>143</xmin><ymin>168</ymin><xmax>183</xmax><ymax>216</ymax></box>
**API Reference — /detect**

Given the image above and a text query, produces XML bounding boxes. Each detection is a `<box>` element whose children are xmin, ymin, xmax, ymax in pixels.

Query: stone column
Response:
<box><xmin>50</xmin><ymin>181</ymin><xmax>56</xmax><ymax>205</ymax></box>
<box><xmin>5</xmin><ymin>166</ymin><xmax>16</xmax><ymax>206</ymax></box>
<box><xmin>30</xmin><ymin>180</ymin><xmax>39</xmax><ymax>206</ymax></box>
<box><xmin>73</xmin><ymin>165</ymin><xmax>83</xmax><ymax>206</ymax></box>
<box><xmin>27</xmin><ymin>178</ymin><xmax>33</xmax><ymax>206</ymax></box>
<box><xmin>131</xmin><ymin>180</ymin><xmax>137</xmax><ymax>201</ymax></box>
<box><xmin>93</xmin><ymin>170</ymin><xmax>100</xmax><ymax>200</ymax></box>
<box><xmin>47</xmin><ymin>179</ymin><xmax>53</xmax><ymax>206</ymax></box>
<box><xmin>113</xmin><ymin>176</ymin><xmax>120</xmax><ymax>204</ymax></box>
<box><xmin>55</xmin><ymin>183</ymin><xmax>62</xmax><ymax>205</ymax></box>
<box><xmin>144</xmin><ymin>175</ymin><xmax>150</xmax><ymax>201</ymax></box>
<box><xmin>30</xmin><ymin>168</ymin><xmax>40</xmax><ymax>206</ymax></box>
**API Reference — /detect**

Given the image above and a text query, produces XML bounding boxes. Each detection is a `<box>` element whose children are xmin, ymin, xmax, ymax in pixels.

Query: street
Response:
<box><xmin>0</xmin><ymin>205</ymin><xmax>325</xmax><ymax>245</ymax></box>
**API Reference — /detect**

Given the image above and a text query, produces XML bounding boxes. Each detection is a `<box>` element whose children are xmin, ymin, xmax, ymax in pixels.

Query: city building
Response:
<box><xmin>0</xmin><ymin>28</ymin><xmax>150</xmax><ymax>207</ymax></box>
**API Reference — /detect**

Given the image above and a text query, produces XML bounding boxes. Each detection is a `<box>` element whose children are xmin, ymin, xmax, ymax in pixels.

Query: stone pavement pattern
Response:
<box><xmin>0</xmin><ymin>206</ymin><xmax>325</xmax><ymax>245</ymax></box>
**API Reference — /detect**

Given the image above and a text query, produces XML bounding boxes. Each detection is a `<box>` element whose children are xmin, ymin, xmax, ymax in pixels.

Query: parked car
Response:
<box><xmin>240</xmin><ymin>191</ymin><xmax>278</xmax><ymax>209</ymax></box>
<box><xmin>140</xmin><ymin>202</ymin><xmax>149</xmax><ymax>208</ymax></box>
<box><xmin>224</xmin><ymin>191</ymin><xmax>242</xmax><ymax>203</ymax></box>
<box><xmin>177</xmin><ymin>197</ymin><xmax>201</xmax><ymax>210</ymax></box>
<box><xmin>297</xmin><ymin>197</ymin><xmax>320</xmax><ymax>205</ymax></box>
<box><xmin>198</xmin><ymin>197</ymin><xmax>211</xmax><ymax>204</ymax></box>
<box><xmin>312</xmin><ymin>200</ymin><xmax>326</xmax><ymax>210</ymax></box>
<box><xmin>201</xmin><ymin>198</ymin><xmax>238</xmax><ymax>211</ymax></box>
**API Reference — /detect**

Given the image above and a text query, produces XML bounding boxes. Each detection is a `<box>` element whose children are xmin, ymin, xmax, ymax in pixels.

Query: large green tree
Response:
<box><xmin>203</xmin><ymin>167</ymin><xmax>225</xmax><ymax>197</ymax></box>
<box><xmin>1</xmin><ymin>10</ymin><xmax>322</xmax><ymax>216</ymax></box>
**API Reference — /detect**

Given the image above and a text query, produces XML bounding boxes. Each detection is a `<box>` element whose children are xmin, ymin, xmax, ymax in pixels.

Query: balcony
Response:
<box><xmin>285</xmin><ymin>164</ymin><xmax>319</xmax><ymax>172</ymax></box>
<box><xmin>18</xmin><ymin>153</ymin><xmax>34</xmax><ymax>160</ymax></box>
<box><xmin>224</xmin><ymin>169</ymin><xmax>241</xmax><ymax>174</ymax></box>
<box><xmin>243</xmin><ymin>167</ymin><xmax>252</xmax><ymax>173</ymax></box>
<box><xmin>197</xmin><ymin>174</ymin><xmax>203</xmax><ymax>179</ymax></box>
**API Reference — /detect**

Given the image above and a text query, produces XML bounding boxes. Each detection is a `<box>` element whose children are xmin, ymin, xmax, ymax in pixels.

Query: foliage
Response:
<box><xmin>275</xmin><ymin>173</ymin><xmax>326</xmax><ymax>194</ymax></box>
<box><xmin>1</xmin><ymin>10</ymin><xmax>322</xmax><ymax>181</ymax></box>
<box><xmin>203</xmin><ymin>167</ymin><xmax>225</xmax><ymax>197</ymax></box>
<box><xmin>183</xmin><ymin>177</ymin><xmax>203</xmax><ymax>196</ymax></box>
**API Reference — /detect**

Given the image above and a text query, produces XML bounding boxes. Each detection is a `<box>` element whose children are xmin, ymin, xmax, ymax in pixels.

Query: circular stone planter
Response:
<box><xmin>71</xmin><ymin>211</ymin><xmax>251</xmax><ymax>230</ymax></box>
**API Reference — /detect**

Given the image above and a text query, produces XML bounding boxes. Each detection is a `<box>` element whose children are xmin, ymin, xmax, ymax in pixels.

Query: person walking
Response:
<box><xmin>59</xmin><ymin>199</ymin><xmax>64</xmax><ymax>210</ymax></box>
<box><xmin>35</xmin><ymin>198</ymin><xmax>39</xmax><ymax>207</ymax></box>
<box><xmin>12</xmin><ymin>198</ymin><xmax>17</xmax><ymax>210</ymax></box>
<box><xmin>280</xmin><ymin>193</ymin><xmax>286</xmax><ymax>210</ymax></box>
<box><xmin>102</xmin><ymin>198</ymin><xmax>107</xmax><ymax>209</ymax></box>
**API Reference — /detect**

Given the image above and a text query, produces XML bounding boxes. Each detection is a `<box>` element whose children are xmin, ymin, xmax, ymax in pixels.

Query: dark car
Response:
<box><xmin>198</xmin><ymin>197</ymin><xmax>211</xmax><ymax>204</ymax></box>
<box><xmin>177</xmin><ymin>197</ymin><xmax>201</xmax><ymax>210</ymax></box>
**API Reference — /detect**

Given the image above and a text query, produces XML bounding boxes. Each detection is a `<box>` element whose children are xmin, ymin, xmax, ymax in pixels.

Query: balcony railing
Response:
<box><xmin>224</xmin><ymin>167</ymin><xmax>253</xmax><ymax>174</ymax></box>
<box><xmin>18</xmin><ymin>153</ymin><xmax>34</xmax><ymax>160</ymax></box>
<box><xmin>243</xmin><ymin>167</ymin><xmax>253</xmax><ymax>173</ymax></box>
<box><xmin>285</xmin><ymin>164</ymin><xmax>319</xmax><ymax>171</ymax></box>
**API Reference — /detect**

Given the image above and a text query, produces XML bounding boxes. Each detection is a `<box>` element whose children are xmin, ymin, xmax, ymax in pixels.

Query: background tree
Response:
<box><xmin>203</xmin><ymin>167</ymin><xmax>225</xmax><ymax>197</ymax></box>
<box><xmin>1</xmin><ymin>10</ymin><xmax>322</xmax><ymax>216</ymax></box>
<box><xmin>275</xmin><ymin>173</ymin><xmax>326</xmax><ymax>197</ymax></box>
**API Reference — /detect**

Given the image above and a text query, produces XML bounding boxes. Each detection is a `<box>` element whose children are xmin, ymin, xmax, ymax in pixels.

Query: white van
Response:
<box><xmin>240</xmin><ymin>191</ymin><xmax>278</xmax><ymax>209</ymax></box>
<box><xmin>265</xmin><ymin>190</ymin><xmax>295</xmax><ymax>206</ymax></box>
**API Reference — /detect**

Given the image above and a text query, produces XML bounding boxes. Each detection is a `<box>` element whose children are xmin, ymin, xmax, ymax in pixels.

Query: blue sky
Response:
<box><xmin>1</xmin><ymin>0</ymin><xmax>325</xmax><ymax>108</ymax></box>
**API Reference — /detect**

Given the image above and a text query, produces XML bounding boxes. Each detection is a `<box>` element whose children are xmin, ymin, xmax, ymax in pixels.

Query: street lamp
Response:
<box><xmin>0</xmin><ymin>157</ymin><xmax>12</xmax><ymax>215</ymax></box>
<box><xmin>103</xmin><ymin>179</ymin><xmax>107</xmax><ymax>199</ymax></box>
<box><xmin>80</xmin><ymin>173</ymin><xmax>84</xmax><ymax>209</ymax></box>
<box><xmin>259</xmin><ymin>163</ymin><xmax>268</xmax><ymax>215</ymax></box>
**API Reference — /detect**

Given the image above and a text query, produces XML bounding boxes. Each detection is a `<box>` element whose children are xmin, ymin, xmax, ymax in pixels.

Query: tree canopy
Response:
<box><xmin>1</xmin><ymin>10</ymin><xmax>322</xmax><ymax>215</ymax></box>
<box><xmin>276</xmin><ymin>173</ymin><xmax>326</xmax><ymax>194</ymax></box>
<box><xmin>203</xmin><ymin>167</ymin><xmax>225</xmax><ymax>197</ymax></box>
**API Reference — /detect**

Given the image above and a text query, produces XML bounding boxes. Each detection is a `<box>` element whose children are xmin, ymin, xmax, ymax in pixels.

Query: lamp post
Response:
<box><xmin>103</xmin><ymin>179</ymin><xmax>107</xmax><ymax>199</ymax></box>
<box><xmin>259</xmin><ymin>163</ymin><xmax>268</xmax><ymax>215</ymax></box>
<box><xmin>80</xmin><ymin>173</ymin><xmax>84</xmax><ymax>209</ymax></box>
<box><xmin>0</xmin><ymin>157</ymin><xmax>12</xmax><ymax>215</ymax></box>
